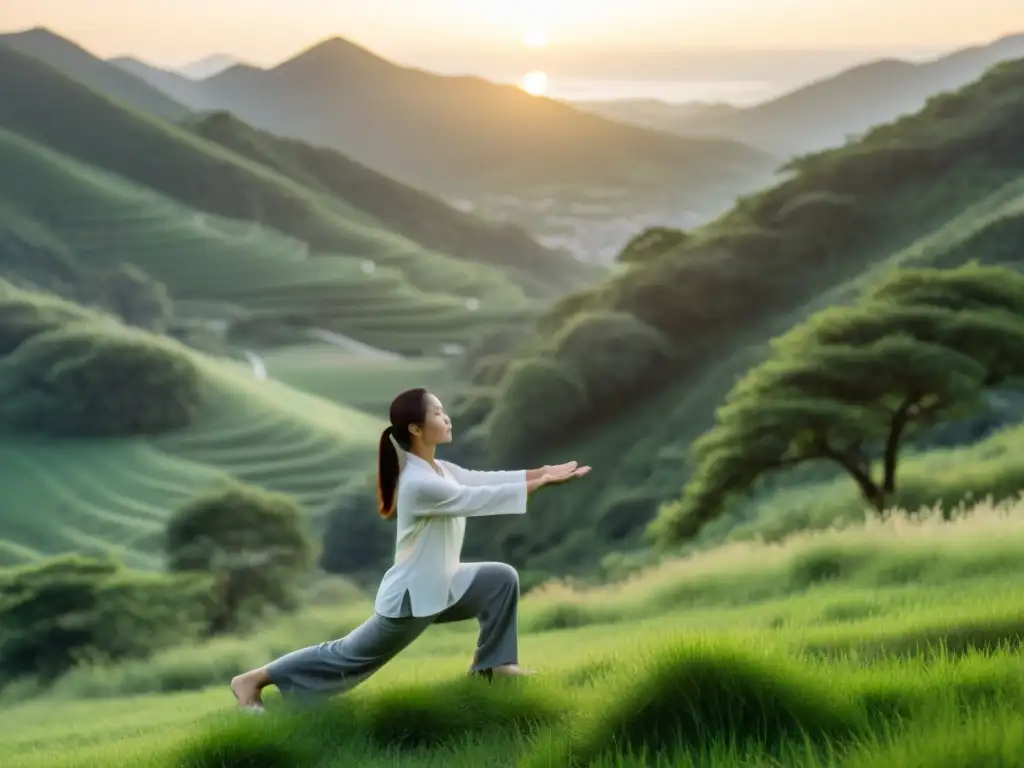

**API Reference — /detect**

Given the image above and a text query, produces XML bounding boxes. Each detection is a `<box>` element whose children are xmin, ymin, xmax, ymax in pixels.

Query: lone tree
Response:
<box><xmin>652</xmin><ymin>264</ymin><xmax>1024</xmax><ymax>545</ymax></box>
<box><xmin>165</xmin><ymin>483</ymin><xmax>313</xmax><ymax>634</ymax></box>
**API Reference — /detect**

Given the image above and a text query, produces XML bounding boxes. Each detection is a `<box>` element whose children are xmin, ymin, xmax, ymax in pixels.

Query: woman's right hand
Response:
<box><xmin>527</xmin><ymin>464</ymin><xmax>591</xmax><ymax>494</ymax></box>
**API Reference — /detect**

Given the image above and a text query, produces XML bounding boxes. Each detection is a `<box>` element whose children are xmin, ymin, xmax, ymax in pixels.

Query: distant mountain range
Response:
<box><xmin>571</xmin><ymin>33</ymin><xmax>1024</xmax><ymax>158</ymax></box>
<box><xmin>175</xmin><ymin>54</ymin><xmax>242</xmax><ymax>80</ymax></box>
<box><xmin>2</xmin><ymin>27</ymin><xmax>776</xmax><ymax>262</ymax></box>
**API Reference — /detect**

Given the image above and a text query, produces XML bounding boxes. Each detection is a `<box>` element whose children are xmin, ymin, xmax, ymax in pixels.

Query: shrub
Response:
<box><xmin>485</xmin><ymin>357</ymin><xmax>589</xmax><ymax>462</ymax></box>
<box><xmin>551</xmin><ymin>310</ymin><xmax>675</xmax><ymax>405</ymax></box>
<box><xmin>0</xmin><ymin>322</ymin><xmax>203</xmax><ymax>437</ymax></box>
<box><xmin>0</xmin><ymin>284</ymin><xmax>102</xmax><ymax>356</ymax></box>
<box><xmin>0</xmin><ymin>555</ymin><xmax>211</xmax><ymax>687</ymax></box>
<box><xmin>166</xmin><ymin>482</ymin><xmax>314</xmax><ymax>634</ymax></box>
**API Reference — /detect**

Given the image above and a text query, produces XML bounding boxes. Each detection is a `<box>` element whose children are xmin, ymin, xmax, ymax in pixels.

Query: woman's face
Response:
<box><xmin>411</xmin><ymin>393</ymin><xmax>452</xmax><ymax>446</ymax></box>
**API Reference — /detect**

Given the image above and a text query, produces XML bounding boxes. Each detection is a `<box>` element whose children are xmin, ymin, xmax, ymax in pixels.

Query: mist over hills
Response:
<box><xmin>101</xmin><ymin>34</ymin><xmax>777</xmax><ymax>263</ymax></box>
<box><xmin>574</xmin><ymin>33</ymin><xmax>1024</xmax><ymax>159</ymax></box>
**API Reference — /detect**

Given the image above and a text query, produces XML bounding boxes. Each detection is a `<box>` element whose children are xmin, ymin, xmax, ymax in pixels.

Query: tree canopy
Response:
<box><xmin>165</xmin><ymin>482</ymin><xmax>313</xmax><ymax>634</ymax></box>
<box><xmin>652</xmin><ymin>264</ymin><xmax>1024</xmax><ymax>545</ymax></box>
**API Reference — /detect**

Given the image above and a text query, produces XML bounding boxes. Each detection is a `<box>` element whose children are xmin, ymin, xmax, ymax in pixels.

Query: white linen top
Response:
<box><xmin>373</xmin><ymin>453</ymin><xmax>527</xmax><ymax>618</ymax></box>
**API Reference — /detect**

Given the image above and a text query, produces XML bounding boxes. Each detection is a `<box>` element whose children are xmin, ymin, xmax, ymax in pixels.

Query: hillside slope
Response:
<box><xmin>0</xmin><ymin>41</ymin><xmax>592</xmax><ymax>304</ymax></box>
<box><xmin>0</xmin><ymin>282</ymin><xmax>385</xmax><ymax>571</ymax></box>
<box><xmin>111</xmin><ymin>35</ymin><xmax>777</xmax><ymax>263</ymax></box>
<box><xmin>0</xmin><ymin>28</ymin><xmax>189</xmax><ymax>120</ymax></box>
<box><xmin>0</xmin><ymin>126</ymin><xmax>527</xmax><ymax>353</ymax></box>
<box><xmin>671</xmin><ymin>33</ymin><xmax>1024</xmax><ymax>157</ymax></box>
<box><xmin>449</xmin><ymin>56</ymin><xmax>1024</xmax><ymax>577</ymax></box>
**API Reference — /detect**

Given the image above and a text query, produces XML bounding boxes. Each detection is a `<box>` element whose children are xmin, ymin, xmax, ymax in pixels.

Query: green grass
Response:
<box><xmin>259</xmin><ymin>345</ymin><xmax>455</xmax><ymax>416</ymax></box>
<box><xmin>0</xmin><ymin>346</ymin><xmax>386</xmax><ymax>570</ymax></box>
<box><xmin>3</xmin><ymin>498</ymin><xmax>1024</xmax><ymax>766</ymax></box>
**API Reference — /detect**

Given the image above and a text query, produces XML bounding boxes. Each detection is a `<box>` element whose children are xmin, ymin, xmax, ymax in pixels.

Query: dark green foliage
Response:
<box><xmin>0</xmin><ymin>555</ymin><xmax>210</xmax><ymax>686</ymax></box>
<box><xmin>552</xmin><ymin>642</ymin><xmax>864</xmax><ymax>766</ymax></box>
<box><xmin>482</xmin><ymin>312</ymin><xmax>672</xmax><ymax>461</ymax></box>
<box><xmin>318</xmin><ymin>478</ymin><xmax>393</xmax><ymax>577</ymax></box>
<box><xmin>165</xmin><ymin>483</ymin><xmax>314</xmax><ymax>634</ymax></box>
<box><xmin>0</xmin><ymin>322</ymin><xmax>203</xmax><ymax>437</ymax></box>
<box><xmin>485</xmin><ymin>358</ymin><xmax>588</xmax><ymax>462</ymax></box>
<box><xmin>474</xmin><ymin>59</ymin><xmax>1024</xmax><ymax>470</ymax></box>
<box><xmin>93</xmin><ymin>262</ymin><xmax>173</xmax><ymax>332</ymax></box>
<box><xmin>551</xmin><ymin>310</ymin><xmax>675</xmax><ymax>403</ymax></box>
<box><xmin>655</xmin><ymin>264</ymin><xmax>1024</xmax><ymax>544</ymax></box>
<box><xmin>617</xmin><ymin>226</ymin><xmax>689</xmax><ymax>264</ymax></box>
<box><xmin>0</xmin><ymin>280</ymin><xmax>100</xmax><ymax>356</ymax></box>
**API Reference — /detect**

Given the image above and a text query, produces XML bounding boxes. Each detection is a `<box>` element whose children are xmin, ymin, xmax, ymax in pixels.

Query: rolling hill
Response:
<box><xmin>0</xmin><ymin>280</ymin><xmax>393</xmax><ymax>571</ymax></box>
<box><xmin>0</xmin><ymin>41</ymin><xmax>595</xmax><ymax>326</ymax></box>
<box><xmin>107</xmin><ymin>34</ymin><xmax>777</xmax><ymax>263</ymax></box>
<box><xmin>578</xmin><ymin>33</ymin><xmax>1024</xmax><ymax>159</ymax></box>
<box><xmin>0</xmin><ymin>28</ymin><xmax>190</xmax><ymax>121</ymax></box>
<box><xmin>446</xmin><ymin>55</ymin><xmax>1024</xmax><ymax>579</ymax></box>
<box><xmin>0</xmin><ymin>125</ymin><xmax>532</xmax><ymax>353</ymax></box>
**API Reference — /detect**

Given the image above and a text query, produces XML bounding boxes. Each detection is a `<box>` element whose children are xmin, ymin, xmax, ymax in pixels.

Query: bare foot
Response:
<box><xmin>230</xmin><ymin>672</ymin><xmax>266</xmax><ymax>712</ymax></box>
<box><xmin>490</xmin><ymin>664</ymin><xmax>535</xmax><ymax>677</ymax></box>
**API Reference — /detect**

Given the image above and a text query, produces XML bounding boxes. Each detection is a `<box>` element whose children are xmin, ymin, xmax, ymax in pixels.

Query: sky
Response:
<box><xmin>1</xmin><ymin>0</ymin><xmax>1021</xmax><ymax>99</ymax></box>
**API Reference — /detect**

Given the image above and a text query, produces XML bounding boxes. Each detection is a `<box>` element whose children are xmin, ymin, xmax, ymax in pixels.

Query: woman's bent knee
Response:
<box><xmin>482</xmin><ymin>561</ymin><xmax>519</xmax><ymax>587</ymax></box>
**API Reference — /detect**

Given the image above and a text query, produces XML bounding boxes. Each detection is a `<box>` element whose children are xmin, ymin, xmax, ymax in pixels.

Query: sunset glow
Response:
<box><xmin>523</xmin><ymin>28</ymin><xmax>549</xmax><ymax>48</ymax></box>
<box><xmin>520</xmin><ymin>70</ymin><xmax>549</xmax><ymax>96</ymax></box>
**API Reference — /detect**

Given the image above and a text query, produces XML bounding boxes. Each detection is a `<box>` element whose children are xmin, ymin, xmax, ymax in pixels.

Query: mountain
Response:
<box><xmin>0</xmin><ymin>41</ymin><xmax>593</xmax><ymax>320</ymax></box>
<box><xmin>111</xmin><ymin>35</ymin><xmax>778</xmax><ymax>263</ymax></box>
<box><xmin>665</xmin><ymin>33</ymin><xmax>1024</xmax><ymax>157</ymax></box>
<box><xmin>108</xmin><ymin>55</ymin><xmax>208</xmax><ymax>106</ymax></box>
<box><xmin>445</xmin><ymin>55</ymin><xmax>1024</xmax><ymax>577</ymax></box>
<box><xmin>176</xmin><ymin>53</ymin><xmax>242</xmax><ymax>80</ymax></box>
<box><xmin>0</xmin><ymin>27</ymin><xmax>190</xmax><ymax>120</ymax></box>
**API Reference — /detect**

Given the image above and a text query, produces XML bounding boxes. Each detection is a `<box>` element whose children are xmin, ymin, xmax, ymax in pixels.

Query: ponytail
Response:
<box><xmin>377</xmin><ymin>426</ymin><xmax>400</xmax><ymax>519</ymax></box>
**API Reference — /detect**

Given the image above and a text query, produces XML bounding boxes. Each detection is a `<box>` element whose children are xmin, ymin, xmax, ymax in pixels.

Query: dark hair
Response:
<box><xmin>378</xmin><ymin>388</ymin><xmax>429</xmax><ymax>519</ymax></box>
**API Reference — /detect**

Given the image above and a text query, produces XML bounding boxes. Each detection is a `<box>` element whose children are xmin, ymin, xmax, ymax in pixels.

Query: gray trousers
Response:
<box><xmin>266</xmin><ymin>562</ymin><xmax>520</xmax><ymax>700</ymax></box>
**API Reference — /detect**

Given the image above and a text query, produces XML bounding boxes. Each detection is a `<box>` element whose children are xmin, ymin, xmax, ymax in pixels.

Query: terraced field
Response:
<box><xmin>259</xmin><ymin>345</ymin><xmax>455</xmax><ymax>416</ymax></box>
<box><xmin>0</xmin><ymin>347</ymin><xmax>390</xmax><ymax>570</ymax></box>
<box><xmin>0</xmin><ymin>126</ymin><xmax>531</xmax><ymax>355</ymax></box>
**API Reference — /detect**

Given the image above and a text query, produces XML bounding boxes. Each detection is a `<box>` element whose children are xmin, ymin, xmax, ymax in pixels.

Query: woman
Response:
<box><xmin>230</xmin><ymin>387</ymin><xmax>590</xmax><ymax>710</ymax></box>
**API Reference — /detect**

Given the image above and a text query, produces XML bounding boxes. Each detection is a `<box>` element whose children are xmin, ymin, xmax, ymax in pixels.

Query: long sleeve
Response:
<box><xmin>439</xmin><ymin>461</ymin><xmax>527</xmax><ymax>488</ymax></box>
<box><xmin>409</xmin><ymin>474</ymin><xmax>527</xmax><ymax>519</ymax></box>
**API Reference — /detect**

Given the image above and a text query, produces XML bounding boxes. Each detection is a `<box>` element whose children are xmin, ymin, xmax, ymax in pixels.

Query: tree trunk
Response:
<box><xmin>883</xmin><ymin>396</ymin><xmax>916</xmax><ymax>493</ymax></box>
<box><xmin>823</xmin><ymin>447</ymin><xmax>887</xmax><ymax>512</ymax></box>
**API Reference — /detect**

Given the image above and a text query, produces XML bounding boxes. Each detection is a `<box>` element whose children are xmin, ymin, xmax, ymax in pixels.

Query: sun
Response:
<box><xmin>520</xmin><ymin>70</ymin><xmax>549</xmax><ymax>96</ymax></box>
<box><xmin>523</xmin><ymin>28</ymin><xmax>549</xmax><ymax>48</ymax></box>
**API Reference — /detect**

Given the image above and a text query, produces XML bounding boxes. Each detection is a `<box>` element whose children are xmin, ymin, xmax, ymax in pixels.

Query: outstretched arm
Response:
<box><xmin>442</xmin><ymin>461</ymin><xmax>579</xmax><ymax>487</ymax></box>
<box><xmin>410</xmin><ymin>464</ymin><xmax>590</xmax><ymax>519</ymax></box>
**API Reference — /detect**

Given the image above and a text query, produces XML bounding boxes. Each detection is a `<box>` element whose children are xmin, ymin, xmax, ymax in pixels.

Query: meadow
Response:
<box><xmin>4</xmin><ymin>496</ymin><xmax>1024</xmax><ymax>767</ymax></box>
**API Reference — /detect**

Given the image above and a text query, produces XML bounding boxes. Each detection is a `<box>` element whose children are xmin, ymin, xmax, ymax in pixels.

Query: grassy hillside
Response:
<box><xmin>111</xmin><ymin>35</ymin><xmax>777</xmax><ymax>263</ymax></box>
<box><xmin>4</xmin><ymin>498</ymin><xmax>1024</xmax><ymax>766</ymax></box>
<box><xmin>649</xmin><ymin>33</ymin><xmax>1024</xmax><ymax>157</ymax></box>
<box><xmin>0</xmin><ymin>28</ymin><xmax>189</xmax><ymax>120</ymax></box>
<box><xmin>0</xmin><ymin>41</ymin><xmax>592</xmax><ymax>305</ymax></box>
<box><xmin>0</xmin><ymin>280</ymin><xmax>421</xmax><ymax>572</ymax></box>
<box><xmin>0</xmin><ymin>126</ymin><xmax>527</xmax><ymax>353</ymax></box>
<box><xmin>183</xmin><ymin>111</ymin><xmax>599</xmax><ymax>297</ymax></box>
<box><xmin>449</xmin><ymin>56</ymin><xmax>1024</xmax><ymax>577</ymax></box>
